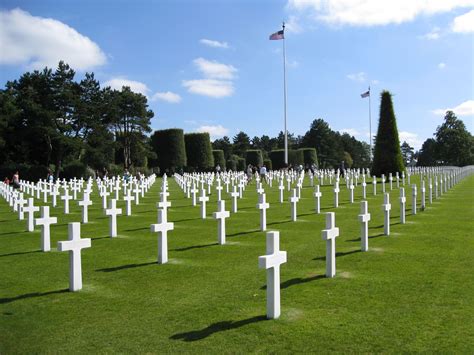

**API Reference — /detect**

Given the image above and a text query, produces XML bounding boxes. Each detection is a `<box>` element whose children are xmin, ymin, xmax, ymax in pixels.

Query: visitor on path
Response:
<box><xmin>12</xmin><ymin>171</ymin><xmax>20</xmax><ymax>189</ymax></box>
<box><xmin>46</xmin><ymin>169</ymin><xmax>54</xmax><ymax>183</ymax></box>
<box><xmin>260</xmin><ymin>165</ymin><xmax>267</xmax><ymax>182</ymax></box>
<box><xmin>247</xmin><ymin>164</ymin><xmax>253</xmax><ymax>181</ymax></box>
<box><xmin>216</xmin><ymin>164</ymin><xmax>221</xmax><ymax>173</ymax></box>
<box><xmin>4</xmin><ymin>177</ymin><xmax>10</xmax><ymax>185</ymax></box>
<box><xmin>123</xmin><ymin>169</ymin><xmax>130</xmax><ymax>182</ymax></box>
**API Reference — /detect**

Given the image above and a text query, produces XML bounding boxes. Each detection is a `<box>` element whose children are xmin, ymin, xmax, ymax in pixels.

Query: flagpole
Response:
<box><xmin>282</xmin><ymin>22</ymin><xmax>288</xmax><ymax>165</ymax></box>
<box><xmin>368</xmin><ymin>86</ymin><xmax>372</xmax><ymax>161</ymax></box>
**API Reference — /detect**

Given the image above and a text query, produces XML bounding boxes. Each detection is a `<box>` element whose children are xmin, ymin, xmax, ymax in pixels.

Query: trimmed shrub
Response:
<box><xmin>372</xmin><ymin>91</ymin><xmax>405</xmax><ymax>176</ymax></box>
<box><xmin>237</xmin><ymin>158</ymin><xmax>246</xmax><ymax>171</ymax></box>
<box><xmin>246</xmin><ymin>149</ymin><xmax>263</xmax><ymax>167</ymax></box>
<box><xmin>270</xmin><ymin>149</ymin><xmax>287</xmax><ymax>170</ymax></box>
<box><xmin>185</xmin><ymin>133</ymin><xmax>214</xmax><ymax>171</ymax></box>
<box><xmin>298</xmin><ymin>148</ymin><xmax>318</xmax><ymax>167</ymax></box>
<box><xmin>151</xmin><ymin>129</ymin><xmax>187</xmax><ymax>174</ymax></box>
<box><xmin>61</xmin><ymin>160</ymin><xmax>87</xmax><ymax>180</ymax></box>
<box><xmin>226</xmin><ymin>158</ymin><xmax>237</xmax><ymax>171</ymax></box>
<box><xmin>263</xmin><ymin>159</ymin><xmax>272</xmax><ymax>170</ymax></box>
<box><xmin>212</xmin><ymin>150</ymin><xmax>226</xmax><ymax>169</ymax></box>
<box><xmin>0</xmin><ymin>163</ymin><xmax>49</xmax><ymax>182</ymax></box>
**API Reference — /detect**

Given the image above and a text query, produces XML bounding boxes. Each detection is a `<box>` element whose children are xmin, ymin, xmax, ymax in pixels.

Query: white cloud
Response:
<box><xmin>347</xmin><ymin>72</ymin><xmax>367</xmax><ymax>82</ymax></box>
<box><xmin>193</xmin><ymin>57</ymin><xmax>237</xmax><ymax>79</ymax></box>
<box><xmin>287</xmin><ymin>60</ymin><xmax>300</xmax><ymax>68</ymax></box>
<box><xmin>399</xmin><ymin>131</ymin><xmax>423</xmax><ymax>150</ymax></box>
<box><xmin>151</xmin><ymin>91</ymin><xmax>182</xmax><ymax>103</ymax></box>
<box><xmin>199</xmin><ymin>39</ymin><xmax>229</xmax><ymax>49</ymax></box>
<box><xmin>420</xmin><ymin>27</ymin><xmax>441</xmax><ymax>40</ymax></box>
<box><xmin>432</xmin><ymin>100</ymin><xmax>474</xmax><ymax>116</ymax></box>
<box><xmin>182</xmin><ymin>79</ymin><xmax>234</xmax><ymax>98</ymax></box>
<box><xmin>285</xmin><ymin>15</ymin><xmax>303</xmax><ymax>33</ymax></box>
<box><xmin>340</xmin><ymin>128</ymin><xmax>360</xmax><ymax>136</ymax></box>
<box><xmin>452</xmin><ymin>9</ymin><xmax>474</xmax><ymax>33</ymax></box>
<box><xmin>371</xmin><ymin>79</ymin><xmax>380</xmax><ymax>85</ymax></box>
<box><xmin>287</xmin><ymin>0</ymin><xmax>474</xmax><ymax>27</ymax></box>
<box><xmin>196</xmin><ymin>124</ymin><xmax>230</xmax><ymax>139</ymax></box>
<box><xmin>438</xmin><ymin>62</ymin><xmax>446</xmax><ymax>69</ymax></box>
<box><xmin>0</xmin><ymin>8</ymin><xmax>106</xmax><ymax>70</ymax></box>
<box><xmin>103</xmin><ymin>78</ymin><xmax>149</xmax><ymax>96</ymax></box>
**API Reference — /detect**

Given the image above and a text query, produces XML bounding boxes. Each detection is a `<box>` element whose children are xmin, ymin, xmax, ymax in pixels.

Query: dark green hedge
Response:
<box><xmin>184</xmin><ymin>132</ymin><xmax>214</xmax><ymax>171</ymax></box>
<box><xmin>298</xmin><ymin>148</ymin><xmax>318</xmax><ymax>167</ymax></box>
<box><xmin>263</xmin><ymin>159</ymin><xmax>272</xmax><ymax>170</ymax></box>
<box><xmin>151</xmin><ymin>129</ymin><xmax>187</xmax><ymax>173</ymax></box>
<box><xmin>270</xmin><ymin>149</ymin><xmax>304</xmax><ymax>169</ymax></box>
<box><xmin>0</xmin><ymin>163</ymin><xmax>50</xmax><ymax>183</ymax></box>
<box><xmin>212</xmin><ymin>150</ymin><xmax>226</xmax><ymax>169</ymax></box>
<box><xmin>372</xmin><ymin>91</ymin><xmax>405</xmax><ymax>176</ymax></box>
<box><xmin>226</xmin><ymin>158</ymin><xmax>237</xmax><ymax>171</ymax></box>
<box><xmin>61</xmin><ymin>160</ymin><xmax>89</xmax><ymax>180</ymax></box>
<box><xmin>246</xmin><ymin>150</ymin><xmax>263</xmax><ymax>167</ymax></box>
<box><xmin>237</xmin><ymin>157</ymin><xmax>246</xmax><ymax>171</ymax></box>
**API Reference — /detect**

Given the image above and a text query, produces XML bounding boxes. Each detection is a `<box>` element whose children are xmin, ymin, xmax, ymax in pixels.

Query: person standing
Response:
<box><xmin>12</xmin><ymin>171</ymin><xmax>20</xmax><ymax>189</ymax></box>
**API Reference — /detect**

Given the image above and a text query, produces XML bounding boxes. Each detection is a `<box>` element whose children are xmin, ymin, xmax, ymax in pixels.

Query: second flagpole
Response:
<box><xmin>282</xmin><ymin>22</ymin><xmax>288</xmax><ymax>165</ymax></box>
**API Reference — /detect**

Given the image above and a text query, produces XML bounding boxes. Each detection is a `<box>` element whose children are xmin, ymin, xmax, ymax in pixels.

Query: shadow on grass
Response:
<box><xmin>227</xmin><ymin>229</ymin><xmax>260</xmax><ymax>237</ymax></box>
<box><xmin>313</xmin><ymin>249</ymin><xmax>361</xmax><ymax>261</ymax></box>
<box><xmin>0</xmin><ymin>288</ymin><xmax>69</xmax><ymax>304</ymax></box>
<box><xmin>173</xmin><ymin>217</ymin><xmax>202</xmax><ymax>223</ymax></box>
<box><xmin>0</xmin><ymin>250</ymin><xmax>41</xmax><ymax>257</ymax></box>
<box><xmin>0</xmin><ymin>231</ymin><xmax>26</xmax><ymax>236</ymax></box>
<box><xmin>170</xmin><ymin>315</ymin><xmax>267</xmax><ymax>341</ymax></box>
<box><xmin>266</xmin><ymin>220</ymin><xmax>292</xmax><ymax>227</ymax></box>
<box><xmin>96</xmin><ymin>261</ymin><xmax>157</xmax><ymax>272</ymax></box>
<box><xmin>261</xmin><ymin>274</ymin><xmax>326</xmax><ymax>290</ymax></box>
<box><xmin>124</xmin><ymin>227</ymin><xmax>149</xmax><ymax>232</ymax></box>
<box><xmin>345</xmin><ymin>233</ymin><xmax>386</xmax><ymax>242</ymax></box>
<box><xmin>172</xmin><ymin>243</ymin><xmax>218</xmax><ymax>252</ymax></box>
<box><xmin>91</xmin><ymin>236</ymin><xmax>110</xmax><ymax>241</ymax></box>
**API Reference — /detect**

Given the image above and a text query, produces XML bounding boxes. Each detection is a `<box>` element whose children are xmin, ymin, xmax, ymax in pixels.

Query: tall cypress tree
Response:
<box><xmin>371</xmin><ymin>91</ymin><xmax>404</xmax><ymax>176</ymax></box>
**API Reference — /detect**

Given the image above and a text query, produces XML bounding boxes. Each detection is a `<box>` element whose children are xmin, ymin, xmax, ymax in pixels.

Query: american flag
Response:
<box><xmin>361</xmin><ymin>90</ymin><xmax>370</xmax><ymax>98</ymax></box>
<box><xmin>269</xmin><ymin>30</ymin><xmax>284</xmax><ymax>40</ymax></box>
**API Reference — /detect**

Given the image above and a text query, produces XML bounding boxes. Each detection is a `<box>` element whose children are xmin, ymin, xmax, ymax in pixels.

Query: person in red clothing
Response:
<box><xmin>3</xmin><ymin>177</ymin><xmax>10</xmax><ymax>185</ymax></box>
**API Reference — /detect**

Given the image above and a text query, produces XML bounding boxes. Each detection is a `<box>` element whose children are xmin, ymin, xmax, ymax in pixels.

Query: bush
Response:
<box><xmin>263</xmin><ymin>159</ymin><xmax>272</xmax><ymax>170</ymax></box>
<box><xmin>237</xmin><ymin>158</ymin><xmax>246</xmax><ymax>171</ymax></box>
<box><xmin>0</xmin><ymin>163</ymin><xmax>49</xmax><ymax>182</ymax></box>
<box><xmin>298</xmin><ymin>148</ymin><xmax>318</xmax><ymax>167</ymax></box>
<box><xmin>226</xmin><ymin>158</ymin><xmax>237</xmax><ymax>171</ymax></box>
<box><xmin>246</xmin><ymin>150</ymin><xmax>263</xmax><ymax>167</ymax></box>
<box><xmin>270</xmin><ymin>150</ymin><xmax>286</xmax><ymax>170</ymax></box>
<box><xmin>212</xmin><ymin>150</ymin><xmax>226</xmax><ymax>169</ymax></box>
<box><xmin>151</xmin><ymin>129</ymin><xmax>187</xmax><ymax>174</ymax></box>
<box><xmin>185</xmin><ymin>133</ymin><xmax>214</xmax><ymax>171</ymax></box>
<box><xmin>372</xmin><ymin>91</ymin><xmax>405</xmax><ymax>176</ymax></box>
<box><xmin>61</xmin><ymin>161</ymin><xmax>87</xmax><ymax>180</ymax></box>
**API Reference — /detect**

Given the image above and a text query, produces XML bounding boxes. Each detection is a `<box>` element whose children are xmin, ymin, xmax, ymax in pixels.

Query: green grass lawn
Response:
<box><xmin>1</xmin><ymin>173</ymin><xmax>473</xmax><ymax>353</ymax></box>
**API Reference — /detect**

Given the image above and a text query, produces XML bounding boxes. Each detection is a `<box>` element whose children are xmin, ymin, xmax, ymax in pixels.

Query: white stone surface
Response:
<box><xmin>290</xmin><ymin>188</ymin><xmax>299</xmax><ymax>222</ymax></box>
<box><xmin>258</xmin><ymin>231</ymin><xmax>287</xmax><ymax>319</ymax></box>
<box><xmin>257</xmin><ymin>193</ymin><xmax>270</xmax><ymax>231</ymax></box>
<box><xmin>61</xmin><ymin>188</ymin><xmax>73</xmax><ymax>214</ymax></box>
<box><xmin>399</xmin><ymin>187</ymin><xmax>406</xmax><ymax>224</ymax></box>
<box><xmin>198</xmin><ymin>189</ymin><xmax>209</xmax><ymax>219</ymax></box>
<box><xmin>321</xmin><ymin>212</ymin><xmax>339</xmax><ymax>278</ymax></box>
<box><xmin>123</xmin><ymin>190</ymin><xmax>135</xmax><ymax>216</ymax></box>
<box><xmin>230</xmin><ymin>186</ymin><xmax>239</xmax><ymax>213</ymax></box>
<box><xmin>412</xmin><ymin>184</ymin><xmax>417</xmax><ymax>215</ymax></box>
<box><xmin>57</xmin><ymin>223</ymin><xmax>91</xmax><ymax>292</ymax></box>
<box><xmin>105</xmin><ymin>199</ymin><xmax>122</xmax><ymax>237</ymax></box>
<box><xmin>35</xmin><ymin>206</ymin><xmax>57</xmax><ymax>252</ymax></box>
<box><xmin>23</xmin><ymin>197</ymin><xmax>39</xmax><ymax>232</ymax></box>
<box><xmin>213</xmin><ymin>200</ymin><xmax>230</xmax><ymax>245</ymax></box>
<box><xmin>78</xmin><ymin>193</ymin><xmax>92</xmax><ymax>224</ymax></box>
<box><xmin>358</xmin><ymin>201</ymin><xmax>370</xmax><ymax>252</ymax></box>
<box><xmin>382</xmin><ymin>193</ymin><xmax>391</xmax><ymax>236</ymax></box>
<box><xmin>313</xmin><ymin>185</ymin><xmax>322</xmax><ymax>214</ymax></box>
<box><xmin>151</xmin><ymin>209</ymin><xmax>174</xmax><ymax>264</ymax></box>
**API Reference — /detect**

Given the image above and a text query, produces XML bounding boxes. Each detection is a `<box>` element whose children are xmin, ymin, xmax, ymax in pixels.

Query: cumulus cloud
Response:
<box><xmin>420</xmin><ymin>27</ymin><xmax>441</xmax><ymax>40</ymax></box>
<box><xmin>438</xmin><ymin>62</ymin><xmax>446</xmax><ymax>69</ymax></box>
<box><xmin>347</xmin><ymin>72</ymin><xmax>367</xmax><ymax>82</ymax></box>
<box><xmin>285</xmin><ymin>15</ymin><xmax>303</xmax><ymax>33</ymax></box>
<box><xmin>103</xmin><ymin>78</ymin><xmax>149</xmax><ymax>96</ymax></box>
<box><xmin>151</xmin><ymin>91</ymin><xmax>182</xmax><ymax>103</ymax></box>
<box><xmin>287</xmin><ymin>0</ymin><xmax>474</xmax><ymax>27</ymax></box>
<box><xmin>451</xmin><ymin>9</ymin><xmax>474</xmax><ymax>33</ymax></box>
<box><xmin>196</xmin><ymin>124</ymin><xmax>230</xmax><ymax>139</ymax></box>
<box><xmin>0</xmin><ymin>8</ymin><xmax>106</xmax><ymax>70</ymax></box>
<box><xmin>399</xmin><ymin>131</ymin><xmax>423</xmax><ymax>150</ymax></box>
<box><xmin>340</xmin><ymin>128</ymin><xmax>360</xmax><ymax>136</ymax></box>
<box><xmin>199</xmin><ymin>39</ymin><xmax>229</xmax><ymax>49</ymax></box>
<box><xmin>193</xmin><ymin>57</ymin><xmax>237</xmax><ymax>80</ymax></box>
<box><xmin>432</xmin><ymin>100</ymin><xmax>474</xmax><ymax>116</ymax></box>
<box><xmin>182</xmin><ymin>79</ymin><xmax>234</xmax><ymax>98</ymax></box>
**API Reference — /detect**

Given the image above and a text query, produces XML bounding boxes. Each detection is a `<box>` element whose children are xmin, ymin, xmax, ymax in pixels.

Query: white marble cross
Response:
<box><xmin>256</xmin><ymin>182</ymin><xmax>264</xmax><ymax>195</ymax></box>
<box><xmin>17</xmin><ymin>193</ymin><xmax>26</xmax><ymax>220</ymax></box>
<box><xmin>358</xmin><ymin>201</ymin><xmax>370</xmax><ymax>252</ymax></box>
<box><xmin>258</xmin><ymin>231</ymin><xmax>287</xmax><ymax>319</ymax></box>
<box><xmin>321</xmin><ymin>212</ymin><xmax>339</xmax><ymax>278</ymax></box>
<box><xmin>105</xmin><ymin>199</ymin><xmax>122</xmax><ymax>237</ymax></box>
<box><xmin>133</xmin><ymin>184</ymin><xmax>141</xmax><ymax>205</ymax></box>
<box><xmin>362</xmin><ymin>176</ymin><xmax>367</xmax><ymax>199</ymax></box>
<box><xmin>79</xmin><ymin>193</ymin><xmax>92</xmax><ymax>224</ymax></box>
<box><xmin>290</xmin><ymin>188</ymin><xmax>299</xmax><ymax>222</ymax></box>
<box><xmin>381</xmin><ymin>174</ymin><xmax>386</xmax><ymax>193</ymax></box>
<box><xmin>123</xmin><ymin>190</ymin><xmax>135</xmax><ymax>216</ymax></box>
<box><xmin>412</xmin><ymin>184</ymin><xmax>417</xmax><ymax>215</ymax></box>
<box><xmin>421</xmin><ymin>180</ymin><xmax>426</xmax><ymax>211</ymax></box>
<box><xmin>23</xmin><ymin>198</ymin><xmax>39</xmax><ymax>232</ymax></box>
<box><xmin>51</xmin><ymin>186</ymin><xmax>59</xmax><ymax>207</ymax></box>
<box><xmin>213</xmin><ymin>200</ymin><xmax>230</xmax><ymax>245</ymax></box>
<box><xmin>101</xmin><ymin>189</ymin><xmax>110</xmax><ymax>210</ymax></box>
<box><xmin>333</xmin><ymin>182</ymin><xmax>340</xmax><ymax>208</ymax></box>
<box><xmin>278</xmin><ymin>182</ymin><xmax>285</xmax><ymax>204</ymax></box>
<box><xmin>57</xmin><ymin>223</ymin><xmax>91</xmax><ymax>291</ymax></box>
<box><xmin>216</xmin><ymin>181</ymin><xmax>223</xmax><ymax>201</ymax></box>
<box><xmin>35</xmin><ymin>206</ymin><xmax>58</xmax><ymax>252</ymax></box>
<box><xmin>399</xmin><ymin>188</ymin><xmax>406</xmax><ymax>224</ymax></box>
<box><xmin>257</xmin><ymin>193</ymin><xmax>270</xmax><ymax>231</ymax></box>
<box><xmin>230</xmin><ymin>186</ymin><xmax>239</xmax><ymax>213</ymax></box>
<box><xmin>198</xmin><ymin>189</ymin><xmax>209</xmax><ymax>219</ymax></box>
<box><xmin>190</xmin><ymin>183</ymin><xmax>198</xmax><ymax>206</ymax></box>
<box><xmin>313</xmin><ymin>185</ymin><xmax>322</xmax><ymax>214</ymax></box>
<box><xmin>428</xmin><ymin>178</ymin><xmax>433</xmax><ymax>204</ymax></box>
<box><xmin>151</xmin><ymin>209</ymin><xmax>174</xmax><ymax>264</ymax></box>
<box><xmin>61</xmin><ymin>188</ymin><xmax>73</xmax><ymax>214</ymax></box>
<box><xmin>157</xmin><ymin>190</ymin><xmax>171</xmax><ymax>221</ymax></box>
<box><xmin>349</xmin><ymin>182</ymin><xmax>354</xmax><ymax>204</ymax></box>
<box><xmin>382</xmin><ymin>193</ymin><xmax>391</xmax><ymax>236</ymax></box>
<box><xmin>373</xmin><ymin>176</ymin><xmax>377</xmax><ymax>195</ymax></box>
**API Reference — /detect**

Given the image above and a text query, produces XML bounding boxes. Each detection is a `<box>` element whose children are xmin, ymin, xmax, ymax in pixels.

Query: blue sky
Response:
<box><xmin>1</xmin><ymin>0</ymin><xmax>473</xmax><ymax>149</ymax></box>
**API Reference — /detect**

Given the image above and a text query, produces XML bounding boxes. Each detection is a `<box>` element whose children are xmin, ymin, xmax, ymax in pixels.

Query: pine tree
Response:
<box><xmin>371</xmin><ymin>91</ymin><xmax>404</xmax><ymax>176</ymax></box>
